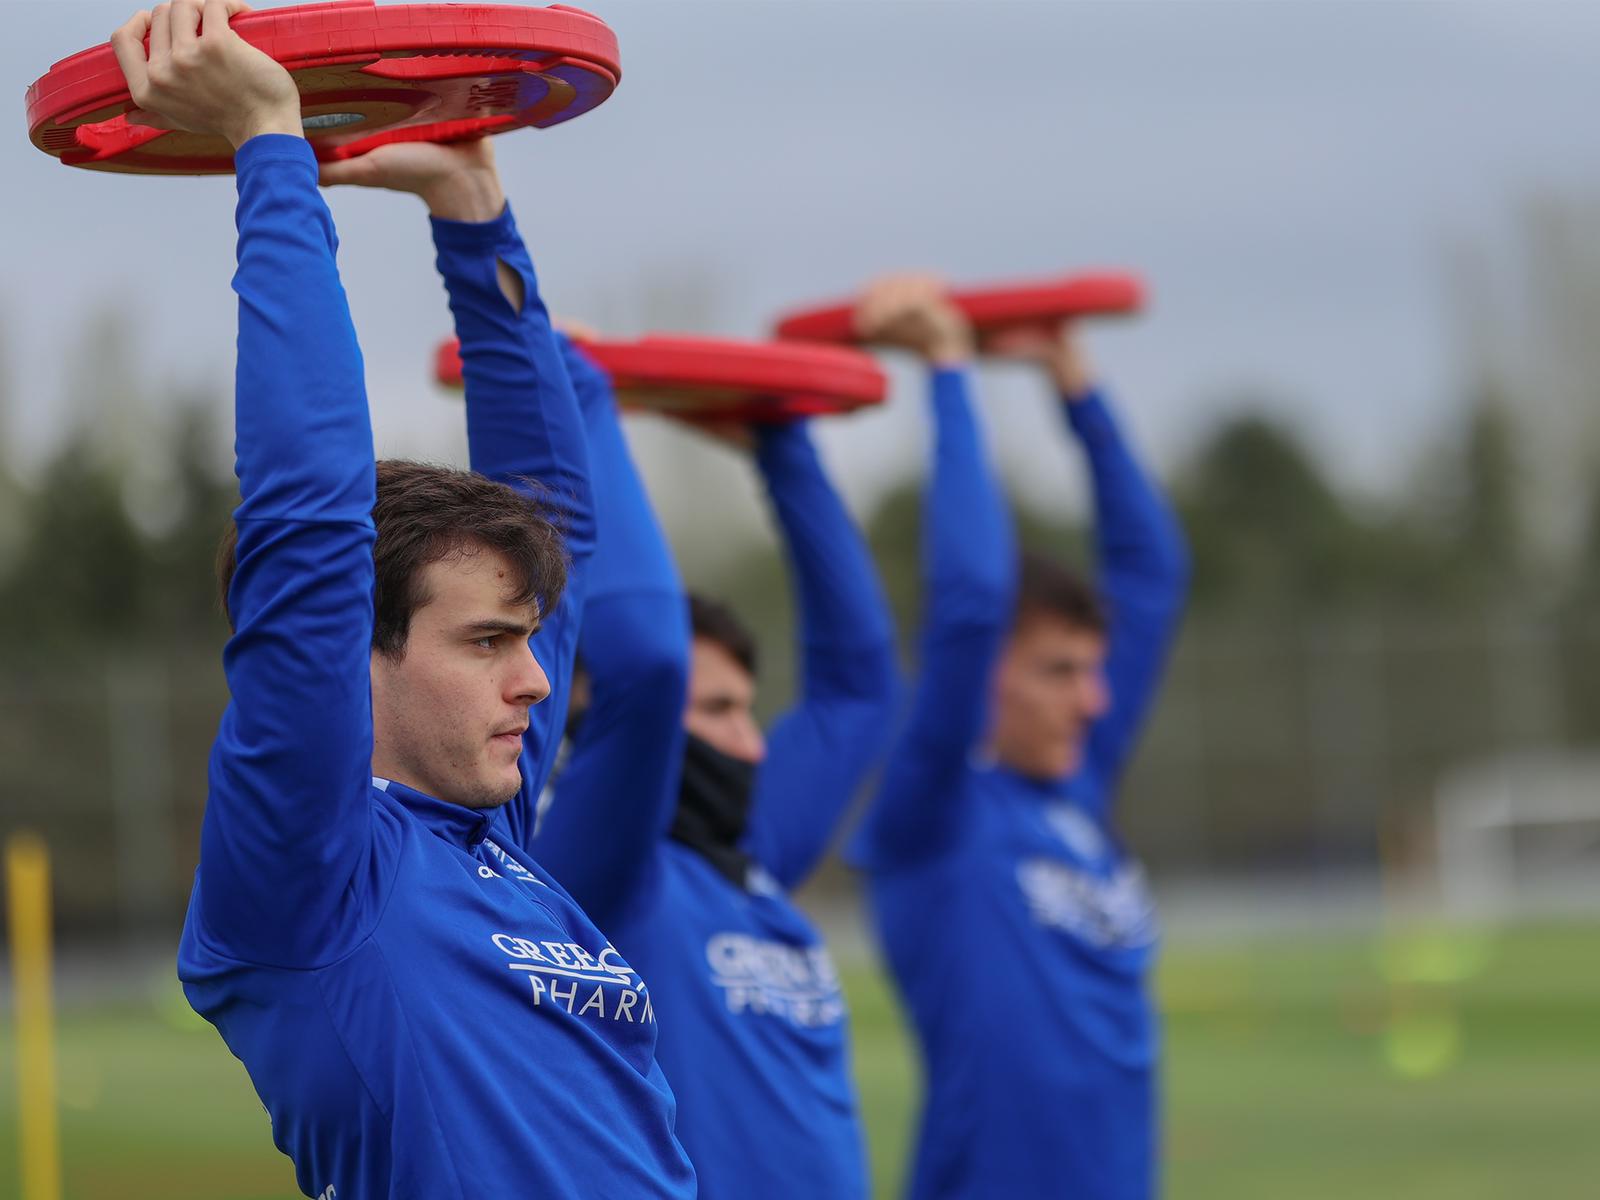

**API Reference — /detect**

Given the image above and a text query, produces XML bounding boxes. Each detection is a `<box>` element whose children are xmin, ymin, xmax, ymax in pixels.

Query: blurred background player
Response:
<box><xmin>124</xmin><ymin>3</ymin><xmax>695</xmax><ymax>1194</ymax></box>
<box><xmin>848</xmin><ymin>275</ymin><xmax>1189</xmax><ymax>1200</ymax></box>
<box><xmin>534</xmin><ymin>335</ymin><xmax>900</xmax><ymax>1199</ymax></box>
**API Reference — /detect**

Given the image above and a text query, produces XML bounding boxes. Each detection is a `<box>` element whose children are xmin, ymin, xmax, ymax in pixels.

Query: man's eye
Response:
<box><xmin>474</xmin><ymin>636</ymin><xmax>498</xmax><ymax>649</ymax></box>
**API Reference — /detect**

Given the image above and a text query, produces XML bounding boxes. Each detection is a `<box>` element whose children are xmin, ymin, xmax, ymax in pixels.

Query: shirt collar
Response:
<box><xmin>373</xmin><ymin>776</ymin><xmax>498</xmax><ymax>848</ymax></box>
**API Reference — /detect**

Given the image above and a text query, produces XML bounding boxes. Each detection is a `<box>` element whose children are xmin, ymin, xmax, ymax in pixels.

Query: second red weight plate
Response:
<box><xmin>26</xmin><ymin>1</ymin><xmax>620</xmax><ymax>175</ymax></box>
<box><xmin>773</xmin><ymin>273</ymin><xmax>1146</xmax><ymax>345</ymax></box>
<box><xmin>435</xmin><ymin>334</ymin><xmax>887</xmax><ymax>421</ymax></box>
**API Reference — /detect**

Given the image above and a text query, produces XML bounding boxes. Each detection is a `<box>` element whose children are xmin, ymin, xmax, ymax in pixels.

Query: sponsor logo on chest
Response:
<box><xmin>492</xmin><ymin>932</ymin><xmax>656</xmax><ymax>1024</ymax></box>
<box><xmin>1015</xmin><ymin>858</ymin><xmax>1158</xmax><ymax>950</ymax></box>
<box><xmin>705</xmin><ymin>932</ymin><xmax>845</xmax><ymax>1028</ymax></box>
<box><xmin>1043</xmin><ymin>803</ymin><xmax>1106</xmax><ymax>861</ymax></box>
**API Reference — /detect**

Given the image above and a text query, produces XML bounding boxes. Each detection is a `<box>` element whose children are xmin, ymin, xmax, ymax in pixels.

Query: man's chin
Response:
<box><xmin>1052</xmin><ymin>740</ymin><xmax>1086</xmax><ymax>778</ymax></box>
<box><xmin>1008</xmin><ymin>749</ymin><xmax>1079</xmax><ymax>782</ymax></box>
<box><xmin>456</xmin><ymin>769</ymin><xmax>521</xmax><ymax>811</ymax></box>
<box><xmin>488</xmin><ymin>769</ymin><xmax>523</xmax><ymax>808</ymax></box>
<box><xmin>455</xmin><ymin>791</ymin><xmax>514</xmax><ymax>812</ymax></box>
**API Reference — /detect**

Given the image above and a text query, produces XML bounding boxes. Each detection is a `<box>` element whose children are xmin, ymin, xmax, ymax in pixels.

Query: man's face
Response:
<box><xmin>989</xmin><ymin>615</ymin><xmax>1110</xmax><ymax>780</ymax></box>
<box><xmin>370</xmin><ymin>545</ymin><xmax>549</xmax><ymax>809</ymax></box>
<box><xmin>684</xmin><ymin>637</ymin><xmax>765</xmax><ymax>765</ymax></box>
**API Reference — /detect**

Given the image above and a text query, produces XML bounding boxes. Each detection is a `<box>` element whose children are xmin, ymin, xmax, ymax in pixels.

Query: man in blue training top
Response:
<box><xmin>848</xmin><ymin>276</ymin><xmax>1190</xmax><ymax>1200</ymax></box>
<box><xmin>532</xmin><ymin>339</ymin><xmax>900</xmax><ymax>1199</ymax></box>
<box><xmin>111</xmin><ymin>4</ymin><xmax>695</xmax><ymax>1196</ymax></box>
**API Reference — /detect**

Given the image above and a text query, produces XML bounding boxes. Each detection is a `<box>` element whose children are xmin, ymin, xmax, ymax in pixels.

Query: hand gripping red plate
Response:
<box><xmin>435</xmin><ymin>335</ymin><xmax>888</xmax><ymax>422</ymax></box>
<box><xmin>26</xmin><ymin>1</ymin><xmax>620</xmax><ymax>175</ymax></box>
<box><xmin>772</xmin><ymin>272</ymin><xmax>1146</xmax><ymax>345</ymax></box>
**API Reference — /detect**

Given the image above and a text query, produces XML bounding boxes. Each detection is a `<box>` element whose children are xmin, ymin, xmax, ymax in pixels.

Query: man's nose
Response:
<box><xmin>1082</xmin><ymin>672</ymin><xmax>1111</xmax><ymax>718</ymax></box>
<box><xmin>512</xmin><ymin>641</ymin><xmax>551</xmax><ymax>706</ymax></box>
<box><xmin>736</xmin><ymin>716</ymin><xmax>767</xmax><ymax>765</ymax></box>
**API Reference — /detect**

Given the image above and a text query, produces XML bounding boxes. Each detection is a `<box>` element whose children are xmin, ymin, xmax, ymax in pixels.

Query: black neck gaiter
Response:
<box><xmin>670</xmin><ymin>733</ymin><xmax>759</xmax><ymax>888</ymax></box>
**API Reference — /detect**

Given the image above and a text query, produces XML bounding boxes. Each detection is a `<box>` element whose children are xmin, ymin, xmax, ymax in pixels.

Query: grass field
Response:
<box><xmin>3</xmin><ymin>920</ymin><xmax>1597</xmax><ymax>1199</ymax></box>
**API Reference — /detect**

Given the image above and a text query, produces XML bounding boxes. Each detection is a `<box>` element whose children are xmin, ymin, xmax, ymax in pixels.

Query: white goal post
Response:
<box><xmin>1434</xmin><ymin>751</ymin><xmax>1600</xmax><ymax>918</ymax></box>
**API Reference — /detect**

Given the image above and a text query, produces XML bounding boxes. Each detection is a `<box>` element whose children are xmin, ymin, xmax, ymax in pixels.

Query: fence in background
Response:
<box><xmin>6</xmin><ymin>611</ymin><xmax>1600</xmax><ymax>940</ymax></box>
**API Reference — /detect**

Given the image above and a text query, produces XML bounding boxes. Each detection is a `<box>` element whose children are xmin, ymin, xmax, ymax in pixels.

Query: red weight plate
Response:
<box><xmin>435</xmin><ymin>338</ymin><xmax>467</xmax><ymax>388</ymax></box>
<box><xmin>27</xmin><ymin>1</ymin><xmax>619</xmax><ymax>175</ymax></box>
<box><xmin>435</xmin><ymin>334</ymin><xmax>887</xmax><ymax>422</ymax></box>
<box><xmin>773</xmin><ymin>272</ymin><xmax>1146</xmax><ymax>345</ymax></box>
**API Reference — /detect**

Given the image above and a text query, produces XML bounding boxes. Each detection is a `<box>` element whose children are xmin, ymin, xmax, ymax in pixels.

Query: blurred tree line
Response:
<box><xmin>0</xmin><ymin>314</ymin><xmax>238</xmax><ymax>659</ymax></box>
<box><xmin>0</xmin><ymin>360</ymin><xmax>1566</xmax><ymax>661</ymax></box>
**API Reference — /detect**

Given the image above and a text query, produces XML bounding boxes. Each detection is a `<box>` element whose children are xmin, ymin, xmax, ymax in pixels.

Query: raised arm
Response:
<box><xmin>741</xmin><ymin>421</ymin><xmax>900</xmax><ymax>891</ymax></box>
<box><xmin>114</xmin><ymin>3</ymin><xmax>379</xmax><ymax>965</ymax></box>
<box><xmin>437</xmin><ymin>205</ymin><xmax>594</xmax><ymax>829</ymax></box>
<box><xmin>987</xmin><ymin>325</ymin><xmax>1190</xmax><ymax>798</ymax></box>
<box><xmin>321</xmin><ymin>140</ymin><xmax>596</xmax><ymax>840</ymax></box>
<box><xmin>535</xmin><ymin>336</ymin><xmax>690</xmax><ymax>925</ymax></box>
<box><xmin>848</xmin><ymin>279</ymin><xmax>1017</xmax><ymax>871</ymax></box>
<box><xmin>1065</xmin><ymin>389</ymin><xmax>1189</xmax><ymax>793</ymax></box>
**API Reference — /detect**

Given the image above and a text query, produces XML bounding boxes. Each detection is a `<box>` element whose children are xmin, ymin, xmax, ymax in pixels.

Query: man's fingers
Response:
<box><xmin>552</xmin><ymin>316</ymin><xmax>601</xmax><ymax>343</ymax></box>
<box><xmin>317</xmin><ymin>160</ymin><xmax>354</xmax><ymax>187</ymax></box>
<box><xmin>855</xmin><ymin>283</ymin><xmax>899</xmax><ymax>335</ymax></box>
<box><xmin>318</xmin><ymin>158</ymin><xmax>373</xmax><ymax>188</ymax></box>
<box><xmin>900</xmin><ymin>276</ymin><xmax>944</xmax><ymax>311</ymax></box>
<box><xmin>109</xmin><ymin>11</ymin><xmax>154</xmax><ymax>99</ymax></box>
<box><xmin>852</xmin><ymin>295</ymin><xmax>884</xmax><ymax>338</ymax></box>
<box><xmin>171</xmin><ymin>0</ymin><xmax>203</xmax><ymax>50</ymax></box>
<box><xmin>148</xmin><ymin>3</ymin><xmax>171</xmax><ymax>65</ymax></box>
<box><xmin>203</xmin><ymin>0</ymin><xmax>241</xmax><ymax>41</ymax></box>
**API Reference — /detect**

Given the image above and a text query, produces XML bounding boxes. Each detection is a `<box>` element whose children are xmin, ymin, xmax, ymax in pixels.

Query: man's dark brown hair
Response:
<box><xmin>687</xmin><ymin>592</ymin><xmax>758</xmax><ymax>676</ymax></box>
<box><xmin>1014</xmin><ymin>549</ymin><xmax>1107</xmax><ymax>635</ymax></box>
<box><xmin>217</xmin><ymin>460</ymin><xmax>568</xmax><ymax>657</ymax></box>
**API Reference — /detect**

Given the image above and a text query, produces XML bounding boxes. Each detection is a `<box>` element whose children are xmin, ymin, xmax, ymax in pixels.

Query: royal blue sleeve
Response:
<box><xmin>1067</xmin><ymin>390</ymin><xmax>1189</xmax><ymax>804</ymax></box>
<box><xmin>535</xmin><ymin>340</ymin><xmax>689</xmax><ymax>926</ymax></box>
<box><xmin>743</xmin><ymin>422</ymin><xmax>901</xmax><ymax>891</ymax></box>
<box><xmin>197</xmin><ymin>136</ymin><xmax>377</xmax><ymax>968</ymax></box>
<box><xmin>850</xmin><ymin>368</ymin><xmax>1016</xmax><ymax>871</ymax></box>
<box><xmin>430</xmin><ymin>207</ymin><xmax>595</xmax><ymax>847</ymax></box>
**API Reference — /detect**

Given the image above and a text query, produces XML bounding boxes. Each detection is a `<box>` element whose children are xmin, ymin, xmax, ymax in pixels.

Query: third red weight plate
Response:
<box><xmin>773</xmin><ymin>273</ymin><xmax>1146</xmax><ymax>345</ymax></box>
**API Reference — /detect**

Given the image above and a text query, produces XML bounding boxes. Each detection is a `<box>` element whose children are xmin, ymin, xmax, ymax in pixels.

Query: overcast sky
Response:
<box><xmin>6</xmin><ymin>0</ymin><xmax>1600</xmax><ymax>565</ymax></box>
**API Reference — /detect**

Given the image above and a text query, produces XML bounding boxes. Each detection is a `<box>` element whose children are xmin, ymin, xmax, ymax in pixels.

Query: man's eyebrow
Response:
<box><xmin>459</xmin><ymin>617</ymin><xmax>540</xmax><ymax>639</ymax></box>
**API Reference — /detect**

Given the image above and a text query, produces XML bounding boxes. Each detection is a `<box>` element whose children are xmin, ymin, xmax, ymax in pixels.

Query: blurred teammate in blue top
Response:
<box><xmin>534</xmin><ymin>337</ymin><xmax>900</xmax><ymax>1199</ymax></box>
<box><xmin>848</xmin><ymin>275</ymin><xmax>1190</xmax><ymax>1200</ymax></box>
<box><xmin>117</xmin><ymin>3</ymin><xmax>695</xmax><ymax>1196</ymax></box>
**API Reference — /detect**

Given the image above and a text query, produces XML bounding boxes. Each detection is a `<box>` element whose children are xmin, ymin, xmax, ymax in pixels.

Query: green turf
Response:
<box><xmin>2</xmin><ymin>921</ymin><xmax>1597</xmax><ymax>1198</ymax></box>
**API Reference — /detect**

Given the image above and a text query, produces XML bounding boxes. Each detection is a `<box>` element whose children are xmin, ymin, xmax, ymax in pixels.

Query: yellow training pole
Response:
<box><xmin>7</xmin><ymin>833</ymin><xmax>62</xmax><ymax>1200</ymax></box>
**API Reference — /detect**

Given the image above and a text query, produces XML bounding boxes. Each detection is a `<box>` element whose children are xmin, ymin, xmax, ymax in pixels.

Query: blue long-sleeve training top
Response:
<box><xmin>850</xmin><ymin>369</ymin><xmax>1189</xmax><ymax>1200</ymax></box>
<box><xmin>177</xmin><ymin>137</ymin><xmax>695</xmax><ymax>1200</ymax></box>
<box><xmin>537</xmin><ymin>384</ymin><xmax>899</xmax><ymax>1200</ymax></box>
